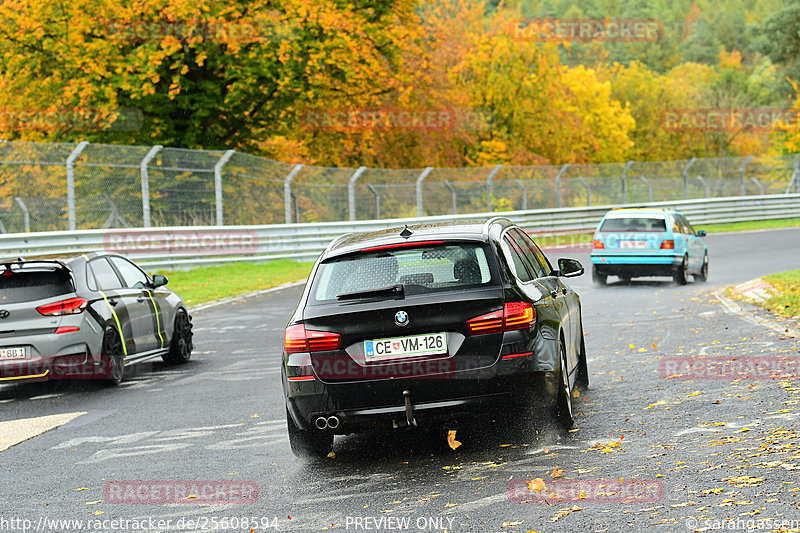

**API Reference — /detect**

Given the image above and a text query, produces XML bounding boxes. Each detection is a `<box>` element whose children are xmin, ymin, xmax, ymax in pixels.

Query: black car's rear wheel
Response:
<box><xmin>287</xmin><ymin>408</ymin><xmax>333</xmax><ymax>458</ymax></box>
<box><xmin>102</xmin><ymin>327</ymin><xmax>125</xmax><ymax>385</ymax></box>
<box><xmin>554</xmin><ymin>343</ymin><xmax>574</xmax><ymax>430</ymax></box>
<box><xmin>673</xmin><ymin>255</ymin><xmax>689</xmax><ymax>285</ymax></box>
<box><xmin>163</xmin><ymin>309</ymin><xmax>193</xmax><ymax>365</ymax></box>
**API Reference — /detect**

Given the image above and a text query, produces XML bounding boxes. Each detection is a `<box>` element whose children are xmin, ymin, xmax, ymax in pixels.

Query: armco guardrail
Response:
<box><xmin>1</xmin><ymin>194</ymin><xmax>798</xmax><ymax>269</ymax></box>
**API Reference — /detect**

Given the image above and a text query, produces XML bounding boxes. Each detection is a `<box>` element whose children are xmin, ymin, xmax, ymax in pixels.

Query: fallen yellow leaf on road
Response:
<box><xmin>447</xmin><ymin>430</ymin><xmax>462</xmax><ymax>450</ymax></box>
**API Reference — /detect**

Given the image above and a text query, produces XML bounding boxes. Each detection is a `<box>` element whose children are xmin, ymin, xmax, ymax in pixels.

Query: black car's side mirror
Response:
<box><xmin>151</xmin><ymin>274</ymin><xmax>169</xmax><ymax>288</ymax></box>
<box><xmin>557</xmin><ymin>258</ymin><xmax>584</xmax><ymax>278</ymax></box>
<box><xmin>697</xmin><ymin>230</ymin><xmax>707</xmax><ymax>237</ymax></box>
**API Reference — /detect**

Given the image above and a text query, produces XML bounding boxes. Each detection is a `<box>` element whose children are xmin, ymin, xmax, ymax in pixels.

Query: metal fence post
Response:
<box><xmin>284</xmin><ymin>164</ymin><xmax>304</xmax><ymax>224</ymax></box>
<box><xmin>515</xmin><ymin>179</ymin><xmax>528</xmax><ymax>210</ymax></box>
<box><xmin>682</xmin><ymin>157</ymin><xmax>697</xmax><ymax>200</ymax></box>
<box><xmin>486</xmin><ymin>164</ymin><xmax>502</xmax><ymax>211</ymax></box>
<box><xmin>696</xmin><ymin>176</ymin><xmax>710</xmax><ymax>198</ymax></box>
<box><xmin>14</xmin><ymin>197</ymin><xmax>29</xmax><ymax>232</ymax></box>
<box><xmin>576</xmin><ymin>177</ymin><xmax>591</xmax><ymax>206</ymax></box>
<box><xmin>638</xmin><ymin>176</ymin><xmax>653</xmax><ymax>203</ymax></box>
<box><xmin>366</xmin><ymin>184</ymin><xmax>381</xmax><ymax>219</ymax></box>
<box><xmin>214</xmin><ymin>149</ymin><xmax>236</xmax><ymax>226</ymax></box>
<box><xmin>66</xmin><ymin>141</ymin><xmax>89</xmax><ymax>231</ymax></box>
<box><xmin>555</xmin><ymin>164</ymin><xmax>570</xmax><ymax>208</ymax></box>
<box><xmin>348</xmin><ymin>166</ymin><xmax>367</xmax><ymax>221</ymax></box>
<box><xmin>139</xmin><ymin>145</ymin><xmax>162</xmax><ymax>228</ymax></box>
<box><xmin>443</xmin><ymin>180</ymin><xmax>457</xmax><ymax>215</ymax></box>
<box><xmin>415</xmin><ymin>167</ymin><xmax>434</xmax><ymax>216</ymax></box>
<box><xmin>739</xmin><ymin>155</ymin><xmax>753</xmax><ymax>196</ymax></box>
<box><xmin>786</xmin><ymin>155</ymin><xmax>800</xmax><ymax>194</ymax></box>
<box><xmin>750</xmin><ymin>177</ymin><xmax>764</xmax><ymax>195</ymax></box>
<box><xmin>621</xmin><ymin>160</ymin><xmax>633</xmax><ymax>204</ymax></box>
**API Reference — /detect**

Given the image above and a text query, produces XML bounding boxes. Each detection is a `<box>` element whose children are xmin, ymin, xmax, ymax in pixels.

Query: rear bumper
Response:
<box><xmin>0</xmin><ymin>350</ymin><xmax>103</xmax><ymax>382</ymax></box>
<box><xmin>591</xmin><ymin>254</ymin><xmax>683</xmax><ymax>277</ymax></box>
<box><xmin>284</xmin><ymin>362</ymin><xmax>559</xmax><ymax>433</ymax></box>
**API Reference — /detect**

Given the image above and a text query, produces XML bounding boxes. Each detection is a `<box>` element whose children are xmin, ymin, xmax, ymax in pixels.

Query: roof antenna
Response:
<box><xmin>399</xmin><ymin>225</ymin><xmax>413</xmax><ymax>239</ymax></box>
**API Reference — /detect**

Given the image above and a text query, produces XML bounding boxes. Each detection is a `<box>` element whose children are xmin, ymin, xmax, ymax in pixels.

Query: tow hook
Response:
<box><xmin>403</xmin><ymin>390</ymin><xmax>417</xmax><ymax>427</ymax></box>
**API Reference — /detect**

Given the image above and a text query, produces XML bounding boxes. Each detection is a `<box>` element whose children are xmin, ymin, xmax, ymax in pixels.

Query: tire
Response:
<box><xmin>553</xmin><ymin>342</ymin><xmax>575</xmax><ymax>431</ymax></box>
<box><xmin>694</xmin><ymin>253</ymin><xmax>709</xmax><ymax>282</ymax></box>
<box><xmin>576</xmin><ymin>333</ymin><xmax>589</xmax><ymax>388</ymax></box>
<box><xmin>673</xmin><ymin>255</ymin><xmax>688</xmax><ymax>285</ymax></box>
<box><xmin>163</xmin><ymin>309</ymin><xmax>193</xmax><ymax>365</ymax></box>
<box><xmin>592</xmin><ymin>266</ymin><xmax>607</xmax><ymax>286</ymax></box>
<box><xmin>101</xmin><ymin>327</ymin><xmax>125</xmax><ymax>385</ymax></box>
<box><xmin>287</xmin><ymin>408</ymin><xmax>333</xmax><ymax>458</ymax></box>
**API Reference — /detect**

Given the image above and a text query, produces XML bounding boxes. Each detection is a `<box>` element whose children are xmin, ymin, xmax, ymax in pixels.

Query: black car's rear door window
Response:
<box><xmin>510</xmin><ymin>229</ymin><xmax>551</xmax><ymax>278</ymax></box>
<box><xmin>501</xmin><ymin>234</ymin><xmax>533</xmax><ymax>283</ymax></box>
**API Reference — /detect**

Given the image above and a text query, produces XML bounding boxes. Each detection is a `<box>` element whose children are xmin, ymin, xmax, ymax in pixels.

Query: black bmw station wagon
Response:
<box><xmin>282</xmin><ymin>218</ymin><xmax>588</xmax><ymax>457</ymax></box>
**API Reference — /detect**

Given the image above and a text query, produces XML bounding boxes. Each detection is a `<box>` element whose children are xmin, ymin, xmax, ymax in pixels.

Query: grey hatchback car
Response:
<box><xmin>0</xmin><ymin>253</ymin><xmax>193</xmax><ymax>385</ymax></box>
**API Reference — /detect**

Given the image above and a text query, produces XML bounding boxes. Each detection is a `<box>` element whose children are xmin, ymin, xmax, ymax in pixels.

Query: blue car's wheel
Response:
<box><xmin>695</xmin><ymin>253</ymin><xmax>709</xmax><ymax>282</ymax></box>
<box><xmin>674</xmin><ymin>255</ymin><xmax>689</xmax><ymax>285</ymax></box>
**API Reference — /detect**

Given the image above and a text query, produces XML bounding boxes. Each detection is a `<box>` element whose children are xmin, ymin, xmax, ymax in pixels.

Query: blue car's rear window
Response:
<box><xmin>600</xmin><ymin>217</ymin><xmax>667</xmax><ymax>232</ymax></box>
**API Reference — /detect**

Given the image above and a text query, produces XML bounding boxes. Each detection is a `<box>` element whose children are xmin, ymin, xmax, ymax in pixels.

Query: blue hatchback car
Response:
<box><xmin>590</xmin><ymin>208</ymin><xmax>708</xmax><ymax>285</ymax></box>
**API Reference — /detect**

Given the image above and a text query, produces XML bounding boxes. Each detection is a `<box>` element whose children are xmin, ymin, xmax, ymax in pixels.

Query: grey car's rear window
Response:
<box><xmin>600</xmin><ymin>217</ymin><xmax>667</xmax><ymax>232</ymax></box>
<box><xmin>310</xmin><ymin>243</ymin><xmax>496</xmax><ymax>303</ymax></box>
<box><xmin>0</xmin><ymin>269</ymin><xmax>74</xmax><ymax>304</ymax></box>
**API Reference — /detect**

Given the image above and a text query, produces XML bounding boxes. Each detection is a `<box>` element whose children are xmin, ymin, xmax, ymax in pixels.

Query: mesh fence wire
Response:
<box><xmin>0</xmin><ymin>140</ymin><xmax>797</xmax><ymax>232</ymax></box>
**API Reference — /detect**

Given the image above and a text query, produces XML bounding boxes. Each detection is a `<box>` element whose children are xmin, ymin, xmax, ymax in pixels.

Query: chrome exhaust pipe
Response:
<box><xmin>326</xmin><ymin>416</ymin><xmax>340</xmax><ymax>429</ymax></box>
<box><xmin>314</xmin><ymin>416</ymin><xmax>328</xmax><ymax>430</ymax></box>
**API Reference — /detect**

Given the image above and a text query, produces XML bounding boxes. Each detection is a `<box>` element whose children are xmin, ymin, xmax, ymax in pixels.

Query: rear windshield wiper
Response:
<box><xmin>336</xmin><ymin>284</ymin><xmax>404</xmax><ymax>300</ymax></box>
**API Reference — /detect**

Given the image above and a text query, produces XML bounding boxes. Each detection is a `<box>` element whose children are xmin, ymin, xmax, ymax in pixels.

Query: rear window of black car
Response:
<box><xmin>600</xmin><ymin>217</ymin><xmax>667</xmax><ymax>232</ymax></box>
<box><xmin>0</xmin><ymin>268</ymin><xmax>74</xmax><ymax>304</ymax></box>
<box><xmin>310</xmin><ymin>242</ymin><xmax>496</xmax><ymax>303</ymax></box>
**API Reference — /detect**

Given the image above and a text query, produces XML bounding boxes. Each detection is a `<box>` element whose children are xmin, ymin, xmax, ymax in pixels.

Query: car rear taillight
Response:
<box><xmin>284</xmin><ymin>324</ymin><xmax>341</xmax><ymax>353</ymax></box>
<box><xmin>660</xmin><ymin>239</ymin><xmax>675</xmax><ymax>249</ymax></box>
<box><xmin>467</xmin><ymin>302</ymin><xmax>535</xmax><ymax>335</ymax></box>
<box><xmin>36</xmin><ymin>297</ymin><xmax>88</xmax><ymax>316</ymax></box>
<box><xmin>466</xmin><ymin>310</ymin><xmax>504</xmax><ymax>334</ymax></box>
<box><xmin>593</xmin><ymin>239</ymin><xmax>604</xmax><ymax>249</ymax></box>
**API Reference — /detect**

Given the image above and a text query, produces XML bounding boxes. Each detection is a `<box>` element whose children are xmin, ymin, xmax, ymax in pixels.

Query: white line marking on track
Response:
<box><xmin>0</xmin><ymin>412</ymin><xmax>85</xmax><ymax>452</ymax></box>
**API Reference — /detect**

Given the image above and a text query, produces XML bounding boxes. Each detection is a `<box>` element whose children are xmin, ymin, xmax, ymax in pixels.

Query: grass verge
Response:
<box><xmin>762</xmin><ymin>269</ymin><xmax>800</xmax><ymax>319</ymax></box>
<box><xmin>156</xmin><ymin>260</ymin><xmax>314</xmax><ymax>307</ymax></box>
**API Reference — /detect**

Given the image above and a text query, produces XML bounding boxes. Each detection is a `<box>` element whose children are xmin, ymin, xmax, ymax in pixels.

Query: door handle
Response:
<box><xmin>108</xmin><ymin>299</ymin><xmax>118</xmax><ymax>307</ymax></box>
<box><xmin>136</xmin><ymin>297</ymin><xmax>147</xmax><ymax>303</ymax></box>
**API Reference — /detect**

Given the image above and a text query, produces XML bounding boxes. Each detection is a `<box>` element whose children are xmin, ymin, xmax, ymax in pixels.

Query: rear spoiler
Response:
<box><xmin>1</xmin><ymin>259</ymin><xmax>70</xmax><ymax>271</ymax></box>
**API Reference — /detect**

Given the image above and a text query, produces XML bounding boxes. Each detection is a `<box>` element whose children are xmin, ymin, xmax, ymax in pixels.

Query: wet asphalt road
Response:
<box><xmin>1</xmin><ymin>228</ymin><xmax>799</xmax><ymax>533</ymax></box>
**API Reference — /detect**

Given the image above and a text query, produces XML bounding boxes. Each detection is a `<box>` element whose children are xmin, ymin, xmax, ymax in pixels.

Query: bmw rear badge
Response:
<box><xmin>395</xmin><ymin>310</ymin><xmax>409</xmax><ymax>327</ymax></box>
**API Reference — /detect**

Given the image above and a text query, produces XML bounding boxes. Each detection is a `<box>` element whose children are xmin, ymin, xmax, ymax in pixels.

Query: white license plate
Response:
<box><xmin>0</xmin><ymin>347</ymin><xmax>26</xmax><ymax>360</ymax></box>
<box><xmin>365</xmin><ymin>333</ymin><xmax>447</xmax><ymax>359</ymax></box>
<box><xmin>620</xmin><ymin>240</ymin><xmax>648</xmax><ymax>249</ymax></box>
